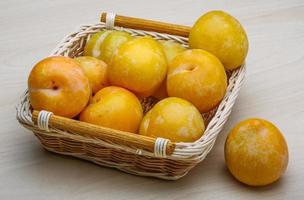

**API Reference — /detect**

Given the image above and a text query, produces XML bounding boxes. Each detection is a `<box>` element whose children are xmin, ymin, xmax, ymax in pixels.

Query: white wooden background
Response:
<box><xmin>0</xmin><ymin>0</ymin><xmax>303</xmax><ymax>199</ymax></box>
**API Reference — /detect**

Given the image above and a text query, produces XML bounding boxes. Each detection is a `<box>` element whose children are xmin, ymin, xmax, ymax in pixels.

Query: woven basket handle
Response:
<box><xmin>32</xmin><ymin>110</ymin><xmax>175</xmax><ymax>156</ymax></box>
<box><xmin>100</xmin><ymin>12</ymin><xmax>191</xmax><ymax>37</ymax></box>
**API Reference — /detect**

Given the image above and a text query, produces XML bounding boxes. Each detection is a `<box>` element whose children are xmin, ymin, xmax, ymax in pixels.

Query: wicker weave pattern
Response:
<box><xmin>16</xmin><ymin>23</ymin><xmax>246</xmax><ymax>180</ymax></box>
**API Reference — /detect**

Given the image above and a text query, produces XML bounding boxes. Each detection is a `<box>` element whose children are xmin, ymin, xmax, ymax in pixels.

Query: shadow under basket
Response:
<box><xmin>16</xmin><ymin>12</ymin><xmax>246</xmax><ymax>180</ymax></box>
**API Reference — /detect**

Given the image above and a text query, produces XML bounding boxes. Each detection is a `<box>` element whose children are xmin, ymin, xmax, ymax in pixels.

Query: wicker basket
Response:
<box><xmin>16</xmin><ymin>12</ymin><xmax>246</xmax><ymax>180</ymax></box>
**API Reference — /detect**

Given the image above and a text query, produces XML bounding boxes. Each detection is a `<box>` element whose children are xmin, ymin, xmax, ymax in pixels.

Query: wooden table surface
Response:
<box><xmin>1</xmin><ymin>0</ymin><xmax>303</xmax><ymax>199</ymax></box>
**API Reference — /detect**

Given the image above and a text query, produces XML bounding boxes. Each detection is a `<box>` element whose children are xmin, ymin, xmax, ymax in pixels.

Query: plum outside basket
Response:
<box><xmin>16</xmin><ymin>12</ymin><xmax>246</xmax><ymax>180</ymax></box>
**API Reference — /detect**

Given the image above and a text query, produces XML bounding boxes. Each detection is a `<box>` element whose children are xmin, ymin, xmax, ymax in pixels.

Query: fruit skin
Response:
<box><xmin>159</xmin><ymin>40</ymin><xmax>186</xmax><ymax>64</ymax></box>
<box><xmin>83</xmin><ymin>30</ymin><xmax>112</xmax><ymax>59</ymax></box>
<box><xmin>79</xmin><ymin>86</ymin><xmax>143</xmax><ymax>133</ymax></box>
<box><xmin>225</xmin><ymin>118</ymin><xmax>288</xmax><ymax>186</ymax></box>
<box><xmin>28</xmin><ymin>56</ymin><xmax>90</xmax><ymax>118</ymax></box>
<box><xmin>108</xmin><ymin>37</ymin><xmax>167</xmax><ymax>97</ymax></box>
<box><xmin>152</xmin><ymin>40</ymin><xmax>186</xmax><ymax>100</ymax></box>
<box><xmin>167</xmin><ymin>49</ymin><xmax>227</xmax><ymax>113</ymax></box>
<box><xmin>139</xmin><ymin>97</ymin><xmax>205</xmax><ymax>142</ymax></box>
<box><xmin>152</xmin><ymin>80</ymin><xmax>168</xmax><ymax>100</ymax></box>
<box><xmin>74</xmin><ymin>56</ymin><xmax>108</xmax><ymax>95</ymax></box>
<box><xmin>100</xmin><ymin>31</ymin><xmax>132</xmax><ymax>64</ymax></box>
<box><xmin>189</xmin><ymin>10</ymin><xmax>248</xmax><ymax>70</ymax></box>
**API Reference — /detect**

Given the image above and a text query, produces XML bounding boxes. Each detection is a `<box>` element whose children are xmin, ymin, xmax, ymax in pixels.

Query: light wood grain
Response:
<box><xmin>0</xmin><ymin>0</ymin><xmax>304</xmax><ymax>199</ymax></box>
